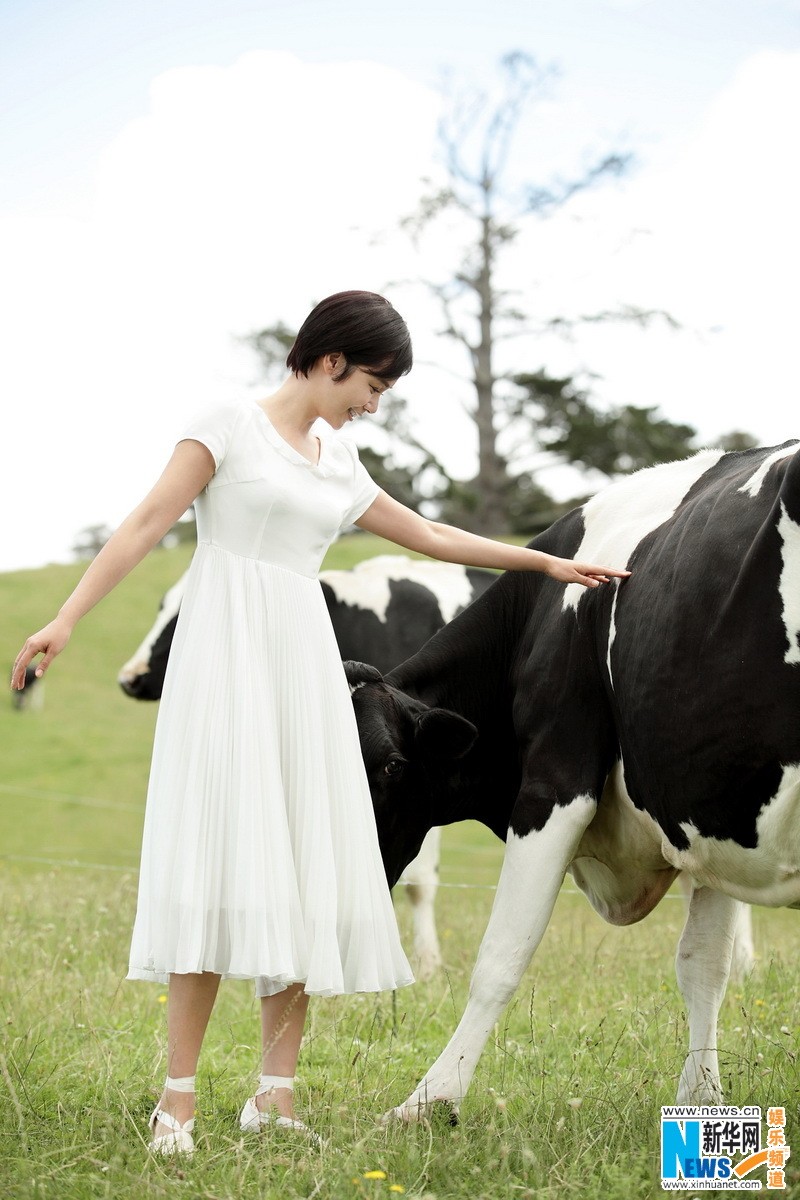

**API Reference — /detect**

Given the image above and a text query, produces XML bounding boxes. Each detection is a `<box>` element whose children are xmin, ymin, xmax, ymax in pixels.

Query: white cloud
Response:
<box><xmin>2</xmin><ymin>47</ymin><xmax>799</xmax><ymax>573</ymax></box>
<box><xmin>0</xmin><ymin>51</ymin><xmax>440</xmax><ymax>572</ymax></box>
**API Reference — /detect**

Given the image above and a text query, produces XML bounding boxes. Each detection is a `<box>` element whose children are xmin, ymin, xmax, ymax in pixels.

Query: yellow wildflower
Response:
<box><xmin>363</xmin><ymin>1171</ymin><xmax>387</xmax><ymax>1180</ymax></box>
<box><xmin>389</xmin><ymin>1187</ymin><xmax>406</xmax><ymax>1194</ymax></box>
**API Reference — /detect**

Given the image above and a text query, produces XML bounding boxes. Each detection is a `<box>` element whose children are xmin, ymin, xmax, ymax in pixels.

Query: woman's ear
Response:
<box><xmin>323</xmin><ymin>351</ymin><xmax>343</xmax><ymax>378</ymax></box>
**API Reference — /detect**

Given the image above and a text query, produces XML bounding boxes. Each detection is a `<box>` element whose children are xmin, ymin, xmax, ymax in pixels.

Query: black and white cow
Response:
<box><xmin>118</xmin><ymin>555</ymin><xmax>495</xmax><ymax>979</ymax></box>
<box><xmin>348</xmin><ymin>442</ymin><xmax>800</xmax><ymax>1118</ymax></box>
<box><xmin>118</xmin><ymin>555</ymin><xmax>494</xmax><ymax>697</ymax></box>
<box><xmin>10</xmin><ymin>665</ymin><xmax>44</xmax><ymax>711</ymax></box>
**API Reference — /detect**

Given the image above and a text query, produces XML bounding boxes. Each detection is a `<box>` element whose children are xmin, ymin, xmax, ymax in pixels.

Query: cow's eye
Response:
<box><xmin>384</xmin><ymin>757</ymin><xmax>405</xmax><ymax>778</ymax></box>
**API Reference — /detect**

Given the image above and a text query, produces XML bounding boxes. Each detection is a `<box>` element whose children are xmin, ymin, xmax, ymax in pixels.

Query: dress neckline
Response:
<box><xmin>251</xmin><ymin>402</ymin><xmax>331</xmax><ymax>476</ymax></box>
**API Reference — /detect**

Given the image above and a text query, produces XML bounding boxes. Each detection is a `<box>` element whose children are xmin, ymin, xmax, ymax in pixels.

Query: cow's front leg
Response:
<box><xmin>386</xmin><ymin>794</ymin><xmax>595</xmax><ymax>1122</ymax></box>
<box><xmin>402</xmin><ymin>828</ymin><xmax>443</xmax><ymax>981</ymax></box>
<box><xmin>675</xmin><ymin>885</ymin><xmax>739</xmax><ymax>1104</ymax></box>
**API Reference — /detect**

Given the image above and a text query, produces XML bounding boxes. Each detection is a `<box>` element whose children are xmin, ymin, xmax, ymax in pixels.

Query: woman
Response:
<box><xmin>12</xmin><ymin>291</ymin><xmax>629</xmax><ymax>1154</ymax></box>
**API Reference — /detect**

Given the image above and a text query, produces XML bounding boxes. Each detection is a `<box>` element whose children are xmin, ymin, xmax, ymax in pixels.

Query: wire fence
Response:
<box><xmin>0</xmin><ymin>778</ymin><xmax>692</xmax><ymax>900</ymax></box>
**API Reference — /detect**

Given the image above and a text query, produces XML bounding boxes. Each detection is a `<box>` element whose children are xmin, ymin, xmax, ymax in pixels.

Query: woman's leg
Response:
<box><xmin>257</xmin><ymin>983</ymin><xmax>310</xmax><ymax>1118</ymax></box>
<box><xmin>152</xmin><ymin>971</ymin><xmax>221</xmax><ymax>1133</ymax></box>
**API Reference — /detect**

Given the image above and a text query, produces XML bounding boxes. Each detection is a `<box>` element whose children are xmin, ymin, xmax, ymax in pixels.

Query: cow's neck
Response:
<box><xmin>389</xmin><ymin>571</ymin><xmax>529</xmax><ymax>715</ymax></box>
<box><xmin>388</xmin><ymin>571</ymin><xmax>534</xmax><ymax>835</ymax></box>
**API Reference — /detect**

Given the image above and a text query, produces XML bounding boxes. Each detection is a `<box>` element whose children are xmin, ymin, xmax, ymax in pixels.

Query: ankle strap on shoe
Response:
<box><xmin>256</xmin><ymin>1074</ymin><xmax>295</xmax><ymax>1094</ymax></box>
<box><xmin>165</xmin><ymin>1075</ymin><xmax>196</xmax><ymax>1093</ymax></box>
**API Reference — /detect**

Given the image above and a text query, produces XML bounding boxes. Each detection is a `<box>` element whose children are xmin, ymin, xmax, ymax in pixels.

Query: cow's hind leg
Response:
<box><xmin>677</xmin><ymin>873</ymin><xmax>754</xmax><ymax>981</ymax></box>
<box><xmin>385</xmin><ymin>794</ymin><xmax>595</xmax><ymax>1122</ymax></box>
<box><xmin>675</xmin><ymin>885</ymin><xmax>739</xmax><ymax>1104</ymax></box>
<box><xmin>730</xmin><ymin>902</ymin><xmax>755</xmax><ymax>982</ymax></box>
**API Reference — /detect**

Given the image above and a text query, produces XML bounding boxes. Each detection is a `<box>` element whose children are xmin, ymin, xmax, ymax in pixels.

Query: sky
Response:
<box><xmin>1</xmin><ymin>0</ymin><xmax>799</xmax><ymax>573</ymax></box>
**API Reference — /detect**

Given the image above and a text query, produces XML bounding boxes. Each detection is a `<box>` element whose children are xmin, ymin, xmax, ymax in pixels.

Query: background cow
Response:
<box><xmin>118</xmin><ymin>554</ymin><xmax>495</xmax><ymax>979</ymax></box>
<box><xmin>10</xmin><ymin>665</ymin><xmax>44</xmax><ymax>711</ymax></box>
<box><xmin>118</xmin><ymin>555</ymin><xmax>494</xmax><ymax>696</ymax></box>
<box><xmin>349</xmin><ymin>442</ymin><xmax>799</xmax><ymax>1119</ymax></box>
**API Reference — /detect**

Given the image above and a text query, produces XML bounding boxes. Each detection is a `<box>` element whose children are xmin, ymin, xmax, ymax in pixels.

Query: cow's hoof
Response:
<box><xmin>676</xmin><ymin>1076</ymin><xmax>724</xmax><ymax>1106</ymax></box>
<box><xmin>380</xmin><ymin>1104</ymin><xmax>425</xmax><ymax>1126</ymax></box>
<box><xmin>380</xmin><ymin>1099</ymin><xmax>459</xmax><ymax>1127</ymax></box>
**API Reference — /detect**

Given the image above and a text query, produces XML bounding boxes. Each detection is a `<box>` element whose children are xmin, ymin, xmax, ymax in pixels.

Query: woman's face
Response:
<box><xmin>324</xmin><ymin>359</ymin><xmax>395</xmax><ymax>429</ymax></box>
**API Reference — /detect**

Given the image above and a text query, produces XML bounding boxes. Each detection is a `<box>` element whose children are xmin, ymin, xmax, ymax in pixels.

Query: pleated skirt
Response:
<box><xmin>127</xmin><ymin>542</ymin><xmax>413</xmax><ymax>997</ymax></box>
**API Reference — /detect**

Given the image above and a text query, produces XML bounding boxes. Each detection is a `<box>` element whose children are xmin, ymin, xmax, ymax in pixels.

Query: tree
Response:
<box><xmin>716</xmin><ymin>429</ymin><xmax>758</xmax><ymax>452</ymax></box>
<box><xmin>511</xmin><ymin>370</ymin><xmax>697</xmax><ymax>477</ymax></box>
<box><xmin>71</xmin><ymin>524</ymin><xmax>112</xmax><ymax>560</ymax></box>
<box><xmin>242</xmin><ymin>54</ymin><xmax>691</xmax><ymax>534</ymax></box>
<box><xmin>241</xmin><ymin>322</ymin><xmax>296</xmax><ymax>382</ymax></box>
<box><xmin>398</xmin><ymin>52</ymin><xmax>674</xmax><ymax>534</ymax></box>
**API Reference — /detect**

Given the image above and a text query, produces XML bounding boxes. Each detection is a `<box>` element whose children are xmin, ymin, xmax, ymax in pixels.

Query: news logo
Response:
<box><xmin>660</xmin><ymin>1105</ymin><xmax>789</xmax><ymax>1191</ymax></box>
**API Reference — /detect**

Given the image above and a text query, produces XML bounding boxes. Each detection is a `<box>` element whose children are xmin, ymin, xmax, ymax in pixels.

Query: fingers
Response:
<box><xmin>542</xmin><ymin>554</ymin><xmax>630</xmax><ymax>587</ymax></box>
<box><xmin>33</xmin><ymin>653</ymin><xmax>52</xmax><ymax>678</ymax></box>
<box><xmin>573</xmin><ymin>565</ymin><xmax>631</xmax><ymax>588</ymax></box>
<box><xmin>577</xmin><ymin>564</ymin><xmax>631</xmax><ymax>585</ymax></box>
<box><xmin>11</xmin><ymin>644</ymin><xmax>39</xmax><ymax>689</ymax></box>
<box><xmin>584</xmin><ymin>567</ymin><xmax>630</xmax><ymax>580</ymax></box>
<box><xmin>11</xmin><ymin>633</ymin><xmax>56</xmax><ymax>689</ymax></box>
<box><xmin>12</xmin><ymin>618</ymin><xmax>72</xmax><ymax>689</ymax></box>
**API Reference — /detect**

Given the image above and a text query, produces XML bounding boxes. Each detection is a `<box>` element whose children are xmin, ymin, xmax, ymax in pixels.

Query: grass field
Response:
<box><xmin>2</xmin><ymin>540</ymin><xmax>799</xmax><ymax>1199</ymax></box>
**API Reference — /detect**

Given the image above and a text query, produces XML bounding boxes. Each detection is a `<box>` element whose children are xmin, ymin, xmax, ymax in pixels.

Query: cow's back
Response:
<box><xmin>322</xmin><ymin>557</ymin><xmax>494</xmax><ymax>674</ymax></box>
<box><xmin>608</xmin><ymin>443</ymin><xmax>800</xmax><ymax>854</ymax></box>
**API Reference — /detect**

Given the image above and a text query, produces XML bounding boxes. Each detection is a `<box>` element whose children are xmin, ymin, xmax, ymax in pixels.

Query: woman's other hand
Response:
<box><xmin>11</xmin><ymin>617</ymin><xmax>74</xmax><ymax>689</ymax></box>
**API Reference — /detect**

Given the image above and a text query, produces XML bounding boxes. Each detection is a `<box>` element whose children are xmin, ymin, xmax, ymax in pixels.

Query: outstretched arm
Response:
<box><xmin>356</xmin><ymin>490</ymin><xmax>630</xmax><ymax>587</ymax></box>
<box><xmin>11</xmin><ymin>440</ymin><xmax>215</xmax><ymax>689</ymax></box>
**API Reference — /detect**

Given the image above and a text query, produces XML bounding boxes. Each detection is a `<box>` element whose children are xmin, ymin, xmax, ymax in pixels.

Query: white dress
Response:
<box><xmin>127</xmin><ymin>399</ymin><xmax>414</xmax><ymax>998</ymax></box>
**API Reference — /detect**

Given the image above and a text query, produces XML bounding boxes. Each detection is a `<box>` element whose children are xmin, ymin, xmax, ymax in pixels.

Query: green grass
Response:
<box><xmin>2</xmin><ymin>541</ymin><xmax>800</xmax><ymax>1198</ymax></box>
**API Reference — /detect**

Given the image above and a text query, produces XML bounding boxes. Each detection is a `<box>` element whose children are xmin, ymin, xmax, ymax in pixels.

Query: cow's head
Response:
<box><xmin>117</xmin><ymin>575</ymin><xmax>186</xmax><ymax>701</ymax></box>
<box><xmin>346</xmin><ymin>661</ymin><xmax>478</xmax><ymax>887</ymax></box>
<box><xmin>117</xmin><ymin>616</ymin><xmax>177</xmax><ymax>699</ymax></box>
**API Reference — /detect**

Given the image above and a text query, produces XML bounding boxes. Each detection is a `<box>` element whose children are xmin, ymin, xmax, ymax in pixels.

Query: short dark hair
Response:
<box><xmin>286</xmin><ymin>291</ymin><xmax>413</xmax><ymax>381</ymax></box>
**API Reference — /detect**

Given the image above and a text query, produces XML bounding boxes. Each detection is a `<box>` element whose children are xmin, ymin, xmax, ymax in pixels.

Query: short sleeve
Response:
<box><xmin>178</xmin><ymin>400</ymin><xmax>243</xmax><ymax>471</ymax></box>
<box><xmin>341</xmin><ymin>441</ymin><xmax>380</xmax><ymax>526</ymax></box>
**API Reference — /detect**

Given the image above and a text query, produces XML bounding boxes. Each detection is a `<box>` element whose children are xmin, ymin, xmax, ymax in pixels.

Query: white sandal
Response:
<box><xmin>148</xmin><ymin>1107</ymin><xmax>195</xmax><ymax>1155</ymax></box>
<box><xmin>148</xmin><ymin>1075</ymin><xmax>196</xmax><ymax>1155</ymax></box>
<box><xmin>239</xmin><ymin>1074</ymin><xmax>322</xmax><ymax>1146</ymax></box>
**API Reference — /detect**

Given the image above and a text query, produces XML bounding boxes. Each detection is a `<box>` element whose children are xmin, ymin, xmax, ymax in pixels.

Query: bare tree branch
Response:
<box><xmin>525</xmin><ymin>152</ymin><xmax>632</xmax><ymax>216</ymax></box>
<box><xmin>544</xmin><ymin>306</ymin><xmax>681</xmax><ymax>334</ymax></box>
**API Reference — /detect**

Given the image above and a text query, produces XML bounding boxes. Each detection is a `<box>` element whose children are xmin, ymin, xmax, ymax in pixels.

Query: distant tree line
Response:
<box><xmin>71</xmin><ymin>516</ymin><xmax>197</xmax><ymax>561</ymax></box>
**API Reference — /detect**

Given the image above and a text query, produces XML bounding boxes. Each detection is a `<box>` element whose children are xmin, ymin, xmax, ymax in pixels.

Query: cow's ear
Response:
<box><xmin>415</xmin><ymin>708</ymin><xmax>477</xmax><ymax>761</ymax></box>
<box><xmin>343</xmin><ymin>660</ymin><xmax>384</xmax><ymax>690</ymax></box>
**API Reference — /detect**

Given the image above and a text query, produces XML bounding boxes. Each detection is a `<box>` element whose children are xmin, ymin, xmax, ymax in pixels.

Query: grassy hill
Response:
<box><xmin>2</xmin><ymin>539</ymin><xmax>799</xmax><ymax>1199</ymax></box>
